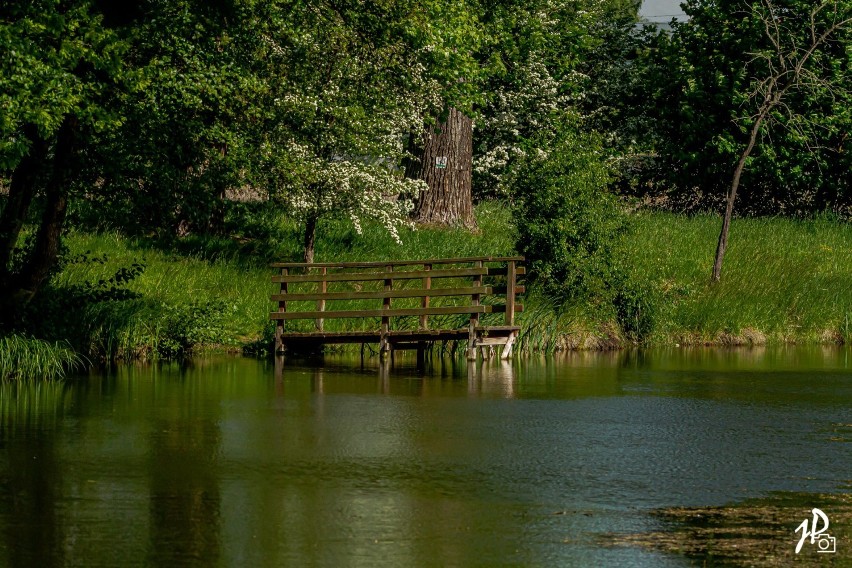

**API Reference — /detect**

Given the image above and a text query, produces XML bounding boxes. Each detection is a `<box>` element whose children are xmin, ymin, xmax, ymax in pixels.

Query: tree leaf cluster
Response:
<box><xmin>640</xmin><ymin>0</ymin><xmax>852</xmax><ymax>216</ymax></box>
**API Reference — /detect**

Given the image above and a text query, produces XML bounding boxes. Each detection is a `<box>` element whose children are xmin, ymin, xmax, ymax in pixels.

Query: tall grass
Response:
<box><xmin>47</xmin><ymin>231</ymin><xmax>274</xmax><ymax>360</ymax></box>
<box><xmin>310</xmin><ymin>201</ymin><xmax>516</xmax><ymax>263</ymax></box>
<box><xmin>0</xmin><ymin>335</ymin><xmax>84</xmax><ymax>380</ymax></box>
<box><xmin>626</xmin><ymin>212</ymin><xmax>852</xmax><ymax>345</ymax></box>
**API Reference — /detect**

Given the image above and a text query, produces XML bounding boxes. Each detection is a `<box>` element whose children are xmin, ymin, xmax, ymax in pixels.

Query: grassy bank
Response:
<box><xmin>2</xmin><ymin>203</ymin><xmax>851</xmax><ymax>376</ymax></box>
<box><xmin>628</xmin><ymin>212</ymin><xmax>852</xmax><ymax>346</ymax></box>
<box><xmin>9</xmin><ymin>203</ymin><xmax>515</xmax><ymax>367</ymax></box>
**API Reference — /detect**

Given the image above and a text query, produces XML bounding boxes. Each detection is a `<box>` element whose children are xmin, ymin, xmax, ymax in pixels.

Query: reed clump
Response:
<box><xmin>0</xmin><ymin>335</ymin><xmax>84</xmax><ymax>381</ymax></box>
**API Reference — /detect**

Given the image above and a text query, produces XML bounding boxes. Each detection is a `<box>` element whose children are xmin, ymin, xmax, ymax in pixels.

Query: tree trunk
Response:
<box><xmin>712</xmin><ymin>112</ymin><xmax>767</xmax><ymax>282</ymax></box>
<box><xmin>0</xmin><ymin>124</ymin><xmax>48</xmax><ymax>285</ymax></box>
<box><xmin>407</xmin><ymin>108</ymin><xmax>476</xmax><ymax>229</ymax></box>
<box><xmin>15</xmin><ymin>116</ymin><xmax>79</xmax><ymax>304</ymax></box>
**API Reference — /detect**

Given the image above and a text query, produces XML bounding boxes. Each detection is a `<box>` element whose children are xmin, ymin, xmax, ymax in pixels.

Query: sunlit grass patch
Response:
<box><xmin>626</xmin><ymin>212</ymin><xmax>852</xmax><ymax>345</ymax></box>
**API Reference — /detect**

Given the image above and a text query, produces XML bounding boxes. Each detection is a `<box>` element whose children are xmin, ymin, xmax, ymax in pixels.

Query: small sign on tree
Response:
<box><xmin>435</xmin><ymin>156</ymin><xmax>448</xmax><ymax>169</ymax></box>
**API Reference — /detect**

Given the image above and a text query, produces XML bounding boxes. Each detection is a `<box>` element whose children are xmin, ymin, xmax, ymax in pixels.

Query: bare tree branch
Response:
<box><xmin>713</xmin><ymin>0</ymin><xmax>851</xmax><ymax>281</ymax></box>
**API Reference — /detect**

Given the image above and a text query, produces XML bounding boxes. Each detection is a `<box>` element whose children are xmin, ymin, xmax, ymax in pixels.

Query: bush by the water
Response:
<box><xmin>509</xmin><ymin>132</ymin><xmax>658</xmax><ymax>341</ymax></box>
<box><xmin>511</xmin><ymin>132</ymin><xmax>628</xmax><ymax>307</ymax></box>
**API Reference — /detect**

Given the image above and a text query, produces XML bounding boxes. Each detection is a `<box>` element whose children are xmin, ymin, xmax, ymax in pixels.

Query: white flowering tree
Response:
<box><xmin>474</xmin><ymin>55</ymin><xmax>579</xmax><ymax>197</ymax></box>
<box><xmin>474</xmin><ymin>0</ymin><xmax>640</xmax><ymax>197</ymax></box>
<box><xmin>405</xmin><ymin>0</ymin><xmax>638</xmax><ymax>222</ymax></box>
<box><xmin>255</xmin><ymin>1</ymin><xmax>445</xmax><ymax>263</ymax></box>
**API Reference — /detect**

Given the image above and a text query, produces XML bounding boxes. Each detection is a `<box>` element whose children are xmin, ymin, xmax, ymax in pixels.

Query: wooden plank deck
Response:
<box><xmin>270</xmin><ymin>257</ymin><xmax>524</xmax><ymax>360</ymax></box>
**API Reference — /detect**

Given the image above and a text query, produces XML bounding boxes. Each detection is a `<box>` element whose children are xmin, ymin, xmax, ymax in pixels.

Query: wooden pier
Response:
<box><xmin>270</xmin><ymin>257</ymin><xmax>524</xmax><ymax>360</ymax></box>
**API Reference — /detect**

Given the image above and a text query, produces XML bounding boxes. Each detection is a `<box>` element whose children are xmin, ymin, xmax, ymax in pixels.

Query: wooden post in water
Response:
<box><xmin>274</xmin><ymin>267</ymin><xmax>288</xmax><ymax>354</ymax></box>
<box><xmin>467</xmin><ymin>260</ymin><xmax>482</xmax><ymax>360</ymax></box>
<box><xmin>502</xmin><ymin>260</ymin><xmax>517</xmax><ymax>359</ymax></box>
<box><xmin>315</xmin><ymin>266</ymin><xmax>327</xmax><ymax>331</ymax></box>
<box><xmin>416</xmin><ymin>341</ymin><xmax>426</xmax><ymax>370</ymax></box>
<box><xmin>274</xmin><ymin>351</ymin><xmax>284</xmax><ymax>384</ymax></box>
<box><xmin>505</xmin><ymin>260</ymin><xmax>516</xmax><ymax>327</ymax></box>
<box><xmin>380</xmin><ymin>265</ymin><xmax>393</xmax><ymax>359</ymax></box>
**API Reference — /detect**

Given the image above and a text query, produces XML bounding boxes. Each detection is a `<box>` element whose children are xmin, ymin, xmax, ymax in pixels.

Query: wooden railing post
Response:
<box><xmin>270</xmin><ymin>256</ymin><xmax>524</xmax><ymax>358</ymax></box>
<box><xmin>316</xmin><ymin>266</ymin><xmax>327</xmax><ymax>331</ymax></box>
<box><xmin>467</xmin><ymin>261</ymin><xmax>482</xmax><ymax>360</ymax></box>
<box><xmin>380</xmin><ymin>264</ymin><xmax>393</xmax><ymax>358</ymax></box>
<box><xmin>420</xmin><ymin>263</ymin><xmax>431</xmax><ymax>330</ymax></box>
<box><xmin>505</xmin><ymin>260</ymin><xmax>516</xmax><ymax>326</ymax></box>
<box><xmin>274</xmin><ymin>267</ymin><xmax>288</xmax><ymax>353</ymax></box>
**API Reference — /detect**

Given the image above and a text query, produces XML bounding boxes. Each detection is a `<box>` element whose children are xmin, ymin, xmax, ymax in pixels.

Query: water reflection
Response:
<box><xmin>468</xmin><ymin>359</ymin><xmax>516</xmax><ymax>397</ymax></box>
<box><xmin>0</xmin><ymin>347</ymin><xmax>848</xmax><ymax>567</ymax></box>
<box><xmin>146</xmin><ymin>365</ymin><xmax>222</xmax><ymax>566</ymax></box>
<box><xmin>0</xmin><ymin>382</ymin><xmax>71</xmax><ymax>567</ymax></box>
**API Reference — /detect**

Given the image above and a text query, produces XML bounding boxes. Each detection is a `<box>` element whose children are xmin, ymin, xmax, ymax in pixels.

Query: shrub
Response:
<box><xmin>511</xmin><ymin>131</ymin><xmax>627</xmax><ymax>307</ymax></box>
<box><xmin>155</xmin><ymin>300</ymin><xmax>234</xmax><ymax>358</ymax></box>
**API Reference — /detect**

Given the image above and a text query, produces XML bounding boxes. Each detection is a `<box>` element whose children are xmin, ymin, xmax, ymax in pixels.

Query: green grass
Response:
<box><xmin>4</xmin><ymin>203</ymin><xmax>851</xmax><ymax>373</ymax></box>
<box><xmin>627</xmin><ymin>212</ymin><xmax>852</xmax><ymax>345</ymax></box>
<box><xmin>45</xmin><ymin>231</ymin><xmax>274</xmax><ymax>360</ymax></box>
<box><xmin>0</xmin><ymin>334</ymin><xmax>84</xmax><ymax>380</ymax></box>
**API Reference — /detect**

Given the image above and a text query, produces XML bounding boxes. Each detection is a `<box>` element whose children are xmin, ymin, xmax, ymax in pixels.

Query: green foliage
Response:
<box><xmin>0</xmin><ymin>1</ymin><xmax>126</xmax><ymax>170</ymax></box>
<box><xmin>647</xmin><ymin>0</ymin><xmax>852</xmax><ymax>215</ymax></box>
<box><xmin>78</xmin><ymin>0</ymin><xmax>265</xmax><ymax>236</ymax></box>
<box><xmin>473</xmin><ymin>0</ymin><xmax>641</xmax><ymax>197</ymax></box>
<box><xmin>511</xmin><ymin>130</ymin><xmax>627</xmax><ymax>307</ymax></box>
<box><xmin>72</xmin><ymin>256</ymin><xmax>146</xmax><ymax>302</ymax></box>
<box><xmin>253</xmin><ymin>0</ymin><xmax>471</xmax><ymax>247</ymax></box>
<box><xmin>155</xmin><ymin>300</ymin><xmax>234</xmax><ymax>358</ymax></box>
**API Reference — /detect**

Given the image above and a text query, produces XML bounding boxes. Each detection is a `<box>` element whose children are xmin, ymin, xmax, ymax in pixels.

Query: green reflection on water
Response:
<box><xmin>0</xmin><ymin>347</ymin><xmax>848</xmax><ymax>567</ymax></box>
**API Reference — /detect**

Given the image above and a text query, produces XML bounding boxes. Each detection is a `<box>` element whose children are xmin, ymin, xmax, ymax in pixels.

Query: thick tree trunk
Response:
<box><xmin>15</xmin><ymin>116</ymin><xmax>79</xmax><ymax>304</ymax></box>
<box><xmin>0</xmin><ymin>124</ymin><xmax>48</xmax><ymax>284</ymax></box>
<box><xmin>407</xmin><ymin>108</ymin><xmax>476</xmax><ymax>229</ymax></box>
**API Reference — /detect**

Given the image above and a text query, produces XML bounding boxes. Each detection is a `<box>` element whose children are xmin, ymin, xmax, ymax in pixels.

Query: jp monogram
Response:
<box><xmin>795</xmin><ymin>508</ymin><xmax>836</xmax><ymax>554</ymax></box>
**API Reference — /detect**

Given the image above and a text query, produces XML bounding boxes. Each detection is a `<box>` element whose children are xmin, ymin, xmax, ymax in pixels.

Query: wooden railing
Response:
<box><xmin>270</xmin><ymin>257</ymin><xmax>524</xmax><ymax>360</ymax></box>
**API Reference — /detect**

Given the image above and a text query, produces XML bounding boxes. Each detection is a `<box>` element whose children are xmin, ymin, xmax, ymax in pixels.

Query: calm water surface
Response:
<box><xmin>0</xmin><ymin>347</ymin><xmax>850</xmax><ymax>567</ymax></box>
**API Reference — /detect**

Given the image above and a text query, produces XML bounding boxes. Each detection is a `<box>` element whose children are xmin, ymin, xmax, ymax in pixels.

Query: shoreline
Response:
<box><xmin>2</xmin><ymin>206</ymin><xmax>850</xmax><ymax>378</ymax></box>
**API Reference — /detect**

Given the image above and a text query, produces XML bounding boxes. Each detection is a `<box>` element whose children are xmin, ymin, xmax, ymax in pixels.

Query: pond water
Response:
<box><xmin>0</xmin><ymin>347</ymin><xmax>850</xmax><ymax>567</ymax></box>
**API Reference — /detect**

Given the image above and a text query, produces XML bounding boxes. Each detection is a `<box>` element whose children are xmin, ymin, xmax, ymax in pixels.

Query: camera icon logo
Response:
<box><xmin>816</xmin><ymin>534</ymin><xmax>836</xmax><ymax>554</ymax></box>
<box><xmin>795</xmin><ymin>508</ymin><xmax>837</xmax><ymax>554</ymax></box>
